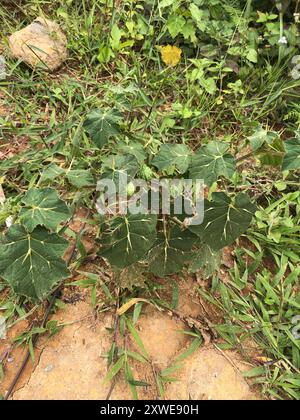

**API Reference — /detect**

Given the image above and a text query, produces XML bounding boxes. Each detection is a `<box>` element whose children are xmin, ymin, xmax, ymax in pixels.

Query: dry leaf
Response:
<box><xmin>117</xmin><ymin>298</ymin><xmax>150</xmax><ymax>316</ymax></box>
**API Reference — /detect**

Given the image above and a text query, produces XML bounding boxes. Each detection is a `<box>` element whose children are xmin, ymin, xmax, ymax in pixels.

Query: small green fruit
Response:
<box><xmin>141</xmin><ymin>164</ymin><xmax>153</xmax><ymax>180</ymax></box>
<box><xmin>126</xmin><ymin>182</ymin><xmax>136</xmax><ymax>197</ymax></box>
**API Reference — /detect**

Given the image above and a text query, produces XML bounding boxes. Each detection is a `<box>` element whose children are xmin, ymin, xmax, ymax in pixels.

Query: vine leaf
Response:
<box><xmin>99</xmin><ymin>214</ymin><xmax>157</xmax><ymax>269</ymax></box>
<box><xmin>152</xmin><ymin>144</ymin><xmax>191</xmax><ymax>174</ymax></box>
<box><xmin>40</xmin><ymin>164</ymin><xmax>65</xmax><ymax>183</ymax></box>
<box><xmin>20</xmin><ymin>188</ymin><xmax>70</xmax><ymax>232</ymax></box>
<box><xmin>0</xmin><ymin>225</ymin><xmax>69</xmax><ymax>300</ymax></box>
<box><xmin>67</xmin><ymin>169</ymin><xmax>95</xmax><ymax>187</ymax></box>
<box><xmin>190</xmin><ymin>244</ymin><xmax>222</xmax><ymax>278</ymax></box>
<box><xmin>117</xmin><ymin>142</ymin><xmax>147</xmax><ymax>164</ymax></box>
<box><xmin>101</xmin><ymin>154</ymin><xmax>140</xmax><ymax>186</ymax></box>
<box><xmin>189</xmin><ymin>142</ymin><xmax>235</xmax><ymax>186</ymax></box>
<box><xmin>248</xmin><ymin>127</ymin><xmax>278</xmax><ymax>151</ymax></box>
<box><xmin>282</xmin><ymin>137</ymin><xmax>300</xmax><ymax>171</ymax></box>
<box><xmin>189</xmin><ymin>192</ymin><xmax>256</xmax><ymax>251</ymax></box>
<box><xmin>148</xmin><ymin>226</ymin><xmax>197</xmax><ymax>277</ymax></box>
<box><xmin>83</xmin><ymin>108</ymin><xmax>122</xmax><ymax>149</ymax></box>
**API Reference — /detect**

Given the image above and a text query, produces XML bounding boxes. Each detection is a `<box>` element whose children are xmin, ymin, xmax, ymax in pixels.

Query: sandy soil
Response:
<box><xmin>0</xmin><ymin>278</ymin><xmax>259</xmax><ymax>400</ymax></box>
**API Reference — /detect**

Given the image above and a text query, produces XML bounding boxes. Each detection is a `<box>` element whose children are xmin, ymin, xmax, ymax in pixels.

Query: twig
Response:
<box><xmin>213</xmin><ymin>344</ymin><xmax>243</xmax><ymax>374</ymax></box>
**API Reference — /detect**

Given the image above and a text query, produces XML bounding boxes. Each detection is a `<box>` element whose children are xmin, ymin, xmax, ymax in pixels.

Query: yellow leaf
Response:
<box><xmin>117</xmin><ymin>298</ymin><xmax>149</xmax><ymax>316</ymax></box>
<box><xmin>160</xmin><ymin>45</ymin><xmax>182</xmax><ymax>67</ymax></box>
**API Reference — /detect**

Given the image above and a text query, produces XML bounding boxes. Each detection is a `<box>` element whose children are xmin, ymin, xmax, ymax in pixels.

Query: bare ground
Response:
<box><xmin>0</xmin><ymin>277</ymin><xmax>260</xmax><ymax>400</ymax></box>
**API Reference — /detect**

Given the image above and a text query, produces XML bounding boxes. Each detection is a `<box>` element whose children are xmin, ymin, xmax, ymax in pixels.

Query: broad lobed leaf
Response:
<box><xmin>0</xmin><ymin>225</ymin><xmax>69</xmax><ymax>300</ymax></box>
<box><xmin>83</xmin><ymin>108</ymin><xmax>122</xmax><ymax>149</ymax></box>
<box><xmin>20</xmin><ymin>188</ymin><xmax>70</xmax><ymax>232</ymax></box>
<box><xmin>152</xmin><ymin>144</ymin><xmax>191</xmax><ymax>174</ymax></box>
<box><xmin>189</xmin><ymin>192</ymin><xmax>256</xmax><ymax>250</ymax></box>
<box><xmin>189</xmin><ymin>141</ymin><xmax>235</xmax><ymax>186</ymax></box>
<box><xmin>99</xmin><ymin>214</ymin><xmax>158</xmax><ymax>268</ymax></box>
<box><xmin>148</xmin><ymin>225</ymin><xmax>197</xmax><ymax>276</ymax></box>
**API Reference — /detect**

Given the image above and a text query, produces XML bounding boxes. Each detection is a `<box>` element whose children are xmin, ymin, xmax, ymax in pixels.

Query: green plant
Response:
<box><xmin>0</xmin><ymin>188</ymin><xmax>71</xmax><ymax>300</ymax></box>
<box><xmin>102</xmin><ymin>298</ymin><xmax>203</xmax><ymax>399</ymax></box>
<box><xmin>249</xmin><ymin>190</ymin><xmax>300</xmax><ymax>261</ymax></box>
<box><xmin>2</xmin><ymin>104</ymin><xmax>300</xmax><ymax>301</ymax></box>
<box><xmin>199</xmin><ymin>252</ymin><xmax>300</xmax><ymax>400</ymax></box>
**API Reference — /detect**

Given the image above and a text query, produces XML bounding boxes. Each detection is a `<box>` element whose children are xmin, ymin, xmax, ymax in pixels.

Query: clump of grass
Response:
<box><xmin>199</xmin><ymin>238</ymin><xmax>300</xmax><ymax>400</ymax></box>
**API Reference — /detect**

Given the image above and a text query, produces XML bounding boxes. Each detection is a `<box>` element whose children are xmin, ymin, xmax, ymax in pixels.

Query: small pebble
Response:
<box><xmin>45</xmin><ymin>364</ymin><xmax>54</xmax><ymax>372</ymax></box>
